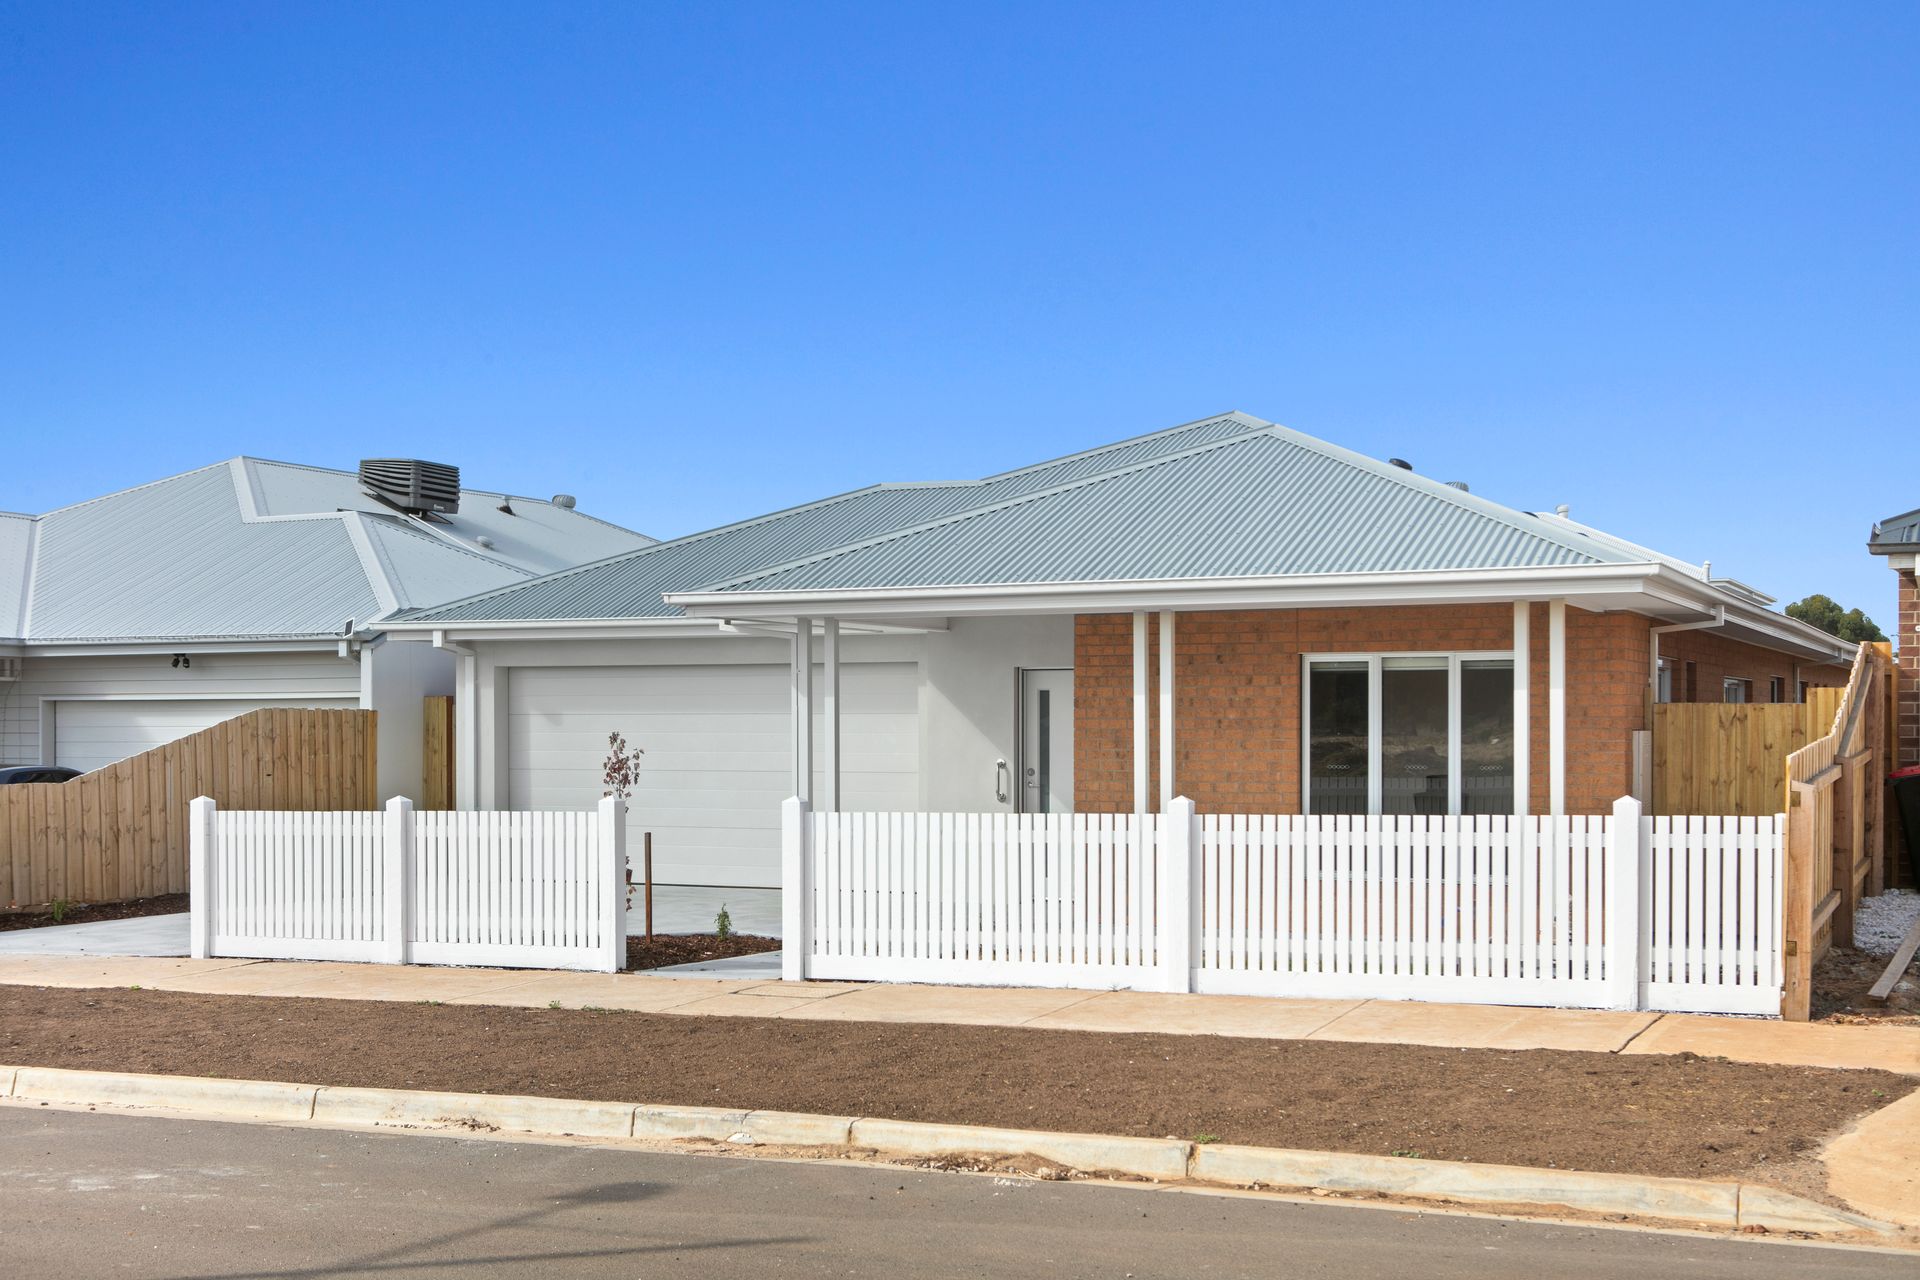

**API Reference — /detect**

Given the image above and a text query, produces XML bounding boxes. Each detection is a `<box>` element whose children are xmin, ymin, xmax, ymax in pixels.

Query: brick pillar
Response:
<box><xmin>1901</xmin><ymin>570</ymin><xmax>1920</xmax><ymax>767</ymax></box>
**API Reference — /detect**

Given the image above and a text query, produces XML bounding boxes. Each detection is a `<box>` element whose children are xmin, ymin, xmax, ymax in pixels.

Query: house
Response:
<box><xmin>0</xmin><ymin>456</ymin><xmax>653</xmax><ymax>800</ymax></box>
<box><xmin>1867</xmin><ymin>507</ymin><xmax>1919</xmax><ymax>769</ymax></box>
<box><xmin>380</xmin><ymin>411</ymin><xmax>1854</xmax><ymax>890</ymax></box>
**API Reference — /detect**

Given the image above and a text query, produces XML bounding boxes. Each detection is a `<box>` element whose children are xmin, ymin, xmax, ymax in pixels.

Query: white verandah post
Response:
<box><xmin>1549</xmin><ymin>598</ymin><xmax>1567</xmax><ymax>817</ymax></box>
<box><xmin>781</xmin><ymin>796</ymin><xmax>812</xmax><ymax>981</ymax></box>
<box><xmin>189</xmin><ymin>795</ymin><xmax>216</xmax><ymax>959</ymax></box>
<box><xmin>1132</xmin><ymin>610</ymin><xmax>1149</xmax><ymax>814</ymax></box>
<box><xmin>1158</xmin><ymin>611</ymin><xmax>1175</xmax><ymax>811</ymax></box>
<box><xmin>822</xmin><ymin>618</ymin><xmax>840</xmax><ymax>812</ymax></box>
<box><xmin>792</xmin><ymin>617</ymin><xmax>814</xmax><ymax>805</ymax></box>
<box><xmin>1512</xmin><ymin>602</ymin><xmax>1530</xmax><ymax>816</ymax></box>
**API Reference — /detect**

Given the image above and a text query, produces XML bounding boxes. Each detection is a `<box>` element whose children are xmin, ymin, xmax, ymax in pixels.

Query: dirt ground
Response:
<box><xmin>1814</xmin><ymin>945</ymin><xmax>1920</xmax><ymax>1025</ymax></box>
<box><xmin>0</xmin><ymin>894</ymin><xmax>188</xmax><ymax>932</ymax></box>
<box><xmin>626</xmin><ymin>933</ymin><xmax>779</xmax><ymax>971</ymax></box>
<box><xmin>0</xmin><ymin>985</ymin><xmax>1908</xmax><ymax>1188</ymax></box>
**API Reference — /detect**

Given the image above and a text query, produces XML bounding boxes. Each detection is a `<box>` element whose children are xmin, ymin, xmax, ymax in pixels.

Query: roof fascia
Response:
<box><xmin>21</xmin><ymin>637</ymin><xmax>349</xmax><ymax>658</ymax></box>
<box><xmin>667</xmin><ymin>563</ymin><xmax>1665</xmax><ymax>620</ymax></box>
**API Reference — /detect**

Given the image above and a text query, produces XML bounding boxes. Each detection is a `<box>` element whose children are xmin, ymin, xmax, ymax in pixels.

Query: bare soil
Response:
<box><xmin>0</xmin><ymin>894</ymin><xmax>188</xmax><ymax>932</ymax></box>
<box><xmin>626</xmin><ymin>933</ymin><xmax>779</xmax><ymax>971</ymax></box>
<box><xmin>1814</xmin><ymin>945</ymin><xmax>1920</xmax><ymax>1026</ymax></box>
<box><xmin>0</xmin><ymin>985</ymin><xmax>1907</xmax><ymax>1187</ymax></box>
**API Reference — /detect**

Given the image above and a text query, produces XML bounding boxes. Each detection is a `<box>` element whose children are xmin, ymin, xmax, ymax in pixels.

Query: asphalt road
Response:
<box><xmin>0</xmin><ymin>1107</ymin><xmax>1909</xmax><ymax>1279</ymax></box>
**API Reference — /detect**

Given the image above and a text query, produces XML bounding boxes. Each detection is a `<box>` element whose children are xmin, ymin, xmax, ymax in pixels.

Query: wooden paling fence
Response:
<box><xmin>0</xmin><ymin>708</ymin><xmax>376</xmax><ymax>908</ymax></box>
<box><xmin>1651</xmin><ymin>692</ymin><xmax>1843</xmax><ymax>817</ymax></box>
<box><xmin>1780</xmin><ymin>642</ymin><xmax>1895</xmax><ymax>1020</ymax></box>
<box><xmin>422</xmin><ymin>695</ymin><xmax>456</xmax><ymax>811</ymax></box>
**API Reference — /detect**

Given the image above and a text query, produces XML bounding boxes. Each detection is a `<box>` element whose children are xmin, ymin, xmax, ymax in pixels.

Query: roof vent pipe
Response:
<box><xmin>1445</xmin><ymin>480</ymin><xmax>1469</xmax><ymax>492</ymax></box>
<box><xmin>552</xmin><ymin>494</ymin><xmax>577</xmax><ymax>510</ymax></box>
<box><xmin>1554</xmin><ymin>504</ymin><xmax>1570</xmax><ymax>517</ymax></box>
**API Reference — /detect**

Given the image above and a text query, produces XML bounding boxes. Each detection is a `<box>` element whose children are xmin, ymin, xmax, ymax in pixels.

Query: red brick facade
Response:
<box><xmin>1900</xmin><ymin>570</ymin><xmax>1919</xmax><ymax>767</ymax></box>
<box><xmin>1074</xmin><ymin>605</ymin><xmax>1849</xmax><ymax>817</ymax></box>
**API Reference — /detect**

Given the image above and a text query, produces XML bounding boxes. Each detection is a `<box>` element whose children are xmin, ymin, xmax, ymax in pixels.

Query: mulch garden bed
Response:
<box><xmin>626</xmin><ymin>933</ymin><xmax>779</xmax><ymax>971</ymax></box>
<box><xmin>0</xmin><ymin>894</ymin><xmax>189</xmax><ymax>932</ymax></box>
<box><xmin>0</xmin><ymin>985</ymin><xmax>1908</xmax><ymax>1187</ymax></box>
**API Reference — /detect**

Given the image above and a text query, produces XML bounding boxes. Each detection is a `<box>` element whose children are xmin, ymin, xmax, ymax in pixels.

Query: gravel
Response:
<box><xmin>1854</xmin><ymin>889</ymin><xmax>1920</xmax><ymax>955</ymax></box>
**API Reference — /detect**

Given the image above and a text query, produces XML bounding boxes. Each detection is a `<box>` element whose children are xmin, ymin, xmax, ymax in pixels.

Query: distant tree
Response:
<box><xmin>1785</xmin><ymin>594</ymin><xmax>1887</xmax><ymax>643</ymax></box>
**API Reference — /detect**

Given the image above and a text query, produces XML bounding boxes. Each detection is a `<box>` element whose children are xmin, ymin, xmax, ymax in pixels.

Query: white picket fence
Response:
<box><xmin>189</xmin><ymin>796</ymin><xmax>626</xmax><ymax>972</ymax></box>
<box><xmin>785</xmin><ymin>796</ymin><xmax>1786</xmax><ymax>1015</ymax></box>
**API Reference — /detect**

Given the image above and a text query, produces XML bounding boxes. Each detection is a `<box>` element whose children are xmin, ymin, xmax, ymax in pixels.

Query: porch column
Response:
<box><xmin>792</xmin><ymin>617</ymin><xmax>813</xmax><ymax>804</ymax></box>
<box><xmin>821</xmin><ymin>618</ymin><xmax>840</xmax><ymax>811</ymax></box>
<box><xmin>1158</xmin><ymin>610</ymin><xmax>1175</xmax><ymax>810</ymax></box>
<box><xmin>1512</xmin><ymin>602</ymin><xmax>1530</xmax><ymax>816</ymax></box>
<box><xmin>1132</xmin><ymin>610</ymin><xmax>1149</xmax><ymax>814</ymax></box>
<box><xmin>1549</xmin><ymin>598</ymin><xmax>1567</xmax><ymax>816</ymax></box>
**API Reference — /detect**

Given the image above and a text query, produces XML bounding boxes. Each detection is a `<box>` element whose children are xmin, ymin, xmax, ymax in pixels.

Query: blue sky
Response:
<box><xmin>2</xmin><ymin>3</ymin><xmax>1914</xmax><ymax>621</ymax></box>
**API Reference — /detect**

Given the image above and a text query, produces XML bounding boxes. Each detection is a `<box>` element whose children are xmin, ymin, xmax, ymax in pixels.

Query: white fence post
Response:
<box><xmin>782</xmin><ymin>796</ymin><xmax>811</xmax><ymax>982</ymax></box>
<box><xmin>383</xmin><ymin>797</ymin><xmax>413</xmax><ymax>965</ymax></box>
<box><xmin>1159</xmin><ymin>797</ymin><xmax>1197</xmax><ymax>993</ymax></box>
<box><xmin>1607</xmin><ymin>794</ymin><xmax>1644</xmax><ymax>1011</ymax></box>
<box><xmin>599</xmin><ymin>796</ymin><xmax>627</xmax><ymax>974</ymax></box>
<box><xmin>188</xmin><ymin>796</ymin><xmax>216</xmax><ymax>959</ymax></box>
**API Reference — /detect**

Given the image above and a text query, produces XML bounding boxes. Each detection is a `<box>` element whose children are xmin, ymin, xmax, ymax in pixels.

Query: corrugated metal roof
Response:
<box><xmin>402</xmin><ymin>411</ymin><xmax>1277</xmax><ymax>622</ymax></box>
<box><xmin>5</xmin><ymin>458</ymin><xmax>654</xmax><ymax>643</ymax></box>
<box><xmin>701</xmin><ymin>426</ymin><xmax>1634</xmax><ymax>595</ymax></box>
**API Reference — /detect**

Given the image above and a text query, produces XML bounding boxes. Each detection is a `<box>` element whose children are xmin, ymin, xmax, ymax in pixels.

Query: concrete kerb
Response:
<box><xmin>0</xmin><ymin>1064</ymin><xmax>1896</xmax><ymax>1238</ymax></box>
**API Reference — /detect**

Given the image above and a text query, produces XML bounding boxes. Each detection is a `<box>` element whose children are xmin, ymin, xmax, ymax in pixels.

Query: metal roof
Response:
<box><xmin>400</xmin><ymin>411</ymin><xmax>1278</xmax><ymax>623</ymax></box>
<box><xmin>1869</xmin><ymin>507</ymin><xmax>1920</xmax><ymax>554</ymax></box>
<box><xmin>1</xmin><ymin>458</ymin><xmax>654</xmax><ymax>644</ymax></box>
<box><xmin>699</xmin><ymin>425</ymin><xmax>1636</xmax><ymax>595</ymax></box>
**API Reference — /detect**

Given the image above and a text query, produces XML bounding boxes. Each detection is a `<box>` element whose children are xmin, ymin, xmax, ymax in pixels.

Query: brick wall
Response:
<box><xmin>1074</xmin><ymin>604</ymin><xmax>1848</xmax><ymax>817</ymax></box>
<box><xmin>1900</xmin><ymin>570</ymin><xmax>1919</xmax><ymax>767</ymax></box>
<box><xmin>1077</xmin><ymin>604</ymin><xmax>1640</xmax><ymax>816</ymax></box>
<box><xmin>1657</xmin><ymin>628</ymin><xmax>1849</xmax><ymax>705</ymax></box>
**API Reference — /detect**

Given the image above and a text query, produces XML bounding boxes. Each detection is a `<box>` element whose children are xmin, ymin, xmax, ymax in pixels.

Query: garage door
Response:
<box><xmin>509</xmin><ymin>663</ymin><xmax>920</xmax><ymax>888</ymax></box>
<box><xmin>54</xmin><ymin>698</ymin><xmax>358</xmax><ymax>774</ymax></box>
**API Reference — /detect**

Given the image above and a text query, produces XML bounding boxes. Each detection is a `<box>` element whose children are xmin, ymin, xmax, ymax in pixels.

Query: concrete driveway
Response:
<box><xmin>0</xmin><ymin>913</ymin><xmax>189</xmax><ymax>957</ymax></box>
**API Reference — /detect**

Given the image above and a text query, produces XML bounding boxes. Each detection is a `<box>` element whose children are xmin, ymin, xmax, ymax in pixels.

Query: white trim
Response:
<box><xmin>21</xmin><ymin>639</ymin><xmax>352</xmax><ymax>657</ymax></box>
<box><xmin>1548</xmin><ymin>598</ymin><xmax>1567</xmax><ymax>817</ymax></box>
<box><xmin>822</xmin><ymin>618</ymin><xmax>840</xmax><ymax>812</ymax></box>
<box><xmin>1157</xmin><ymin>610</ymin><xmax>1174</xmax><ymax>811</ymax></box>
<box><xmin>1512</xmin><ymin>602</ymin><xmax>1530</xmax><ymax>817</ymax></box>
<box><xmin>792</xmin><ymin>617</ymin><xmax>814</xmax><ymax>805</ymax></box>
<box><xmin>1131</xmin><ymin>611</ymin><xmax>1149</xmax><ymax>815</ymax></box>
<box><xmin>1301</xmin><ymin>650</ymin><xmax>1517</xmax><ymax>817</ymax></box>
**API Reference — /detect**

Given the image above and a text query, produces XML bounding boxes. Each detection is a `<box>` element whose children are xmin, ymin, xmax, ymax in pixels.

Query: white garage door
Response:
<box><xmin>509</xmin><ymin>662</ymin><xmax>920</xmax><ymax>888</ymax></box>
<box><xmin>54</xmin><ymin>698</ymin><xmax>358</xmax><ymax>774</ymax></box>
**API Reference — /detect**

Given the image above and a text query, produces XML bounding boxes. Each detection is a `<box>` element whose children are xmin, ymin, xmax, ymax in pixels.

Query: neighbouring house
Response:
<box><xmin>379</xmin><ymin>411</ymin><xmax>1854</xmax><ymax>891</ymax></box>
<box><xmin>0</xmin><ymin>456</ymin><xmax>652</xmax><ymax>800</ymax></box>
<box><xmin>1867</xmin><ymin>507</ymin><xmax>1919</xmax><ymax>768</ymax></box>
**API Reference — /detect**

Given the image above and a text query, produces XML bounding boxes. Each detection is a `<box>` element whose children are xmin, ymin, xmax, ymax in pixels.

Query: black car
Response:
<box><xmin>0</xmin><ymin>765</ymin><xmax>81</xmax><ymax>785</ymax></box>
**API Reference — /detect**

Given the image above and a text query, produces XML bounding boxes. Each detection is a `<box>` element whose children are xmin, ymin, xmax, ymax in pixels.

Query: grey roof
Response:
<box><xmin>1</xmin><ymin>458</ymin><xmax>654</xmax><ymax>643</ymax></box>
<box><xmin>700</xmin><ymin>425</ymin><xmax>1643</xmax><ymax>595</ymax></box>
<box><xmin>1869</xmin><ymin>507</ymin><xmax>1920</xmax><ymax>553</ymax></box>
<box><xmin>400</xmin><ymin>411</ymin><xmax>1276</xmax><ymax>623</ymax></box>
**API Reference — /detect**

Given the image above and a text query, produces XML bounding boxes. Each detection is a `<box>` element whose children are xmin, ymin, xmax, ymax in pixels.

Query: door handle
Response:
<box><xmin>995</xmin><ymin>759</ymin><xmax>1011</xmax><ymax>804</ymax></box>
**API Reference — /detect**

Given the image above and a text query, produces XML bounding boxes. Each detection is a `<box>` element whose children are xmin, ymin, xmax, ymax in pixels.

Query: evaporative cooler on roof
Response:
<box><xmin>358</xmin><ymin>458</ymin><xmax>461</xmax><ymax>516</ymax></box>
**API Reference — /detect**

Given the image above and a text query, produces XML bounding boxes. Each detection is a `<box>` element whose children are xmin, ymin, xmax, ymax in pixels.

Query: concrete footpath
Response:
<box><xmin>2</xmin><ymin>953</ymin><xmax>1918</xmax><ymax>1074</ymax></box>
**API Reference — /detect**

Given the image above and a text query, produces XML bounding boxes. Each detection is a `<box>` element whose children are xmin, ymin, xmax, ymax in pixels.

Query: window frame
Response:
<box><xmin>1301</xmin><ymin>650</ymin><xmax>1516</xmax><ymax>816</ymax></box>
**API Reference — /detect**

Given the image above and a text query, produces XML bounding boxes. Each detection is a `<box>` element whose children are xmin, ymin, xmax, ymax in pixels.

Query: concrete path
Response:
<box><xmin>0</xmin><ymin>913</ymin><xmax>189</xmax><ymax>957</ymax></box>
<box><xmin>3</xmin><ymin>953</ymin><xmax>1918</xmax><ymax>1074</ymax></box>
<box><xmin>8</xmin><ymin>1107</ymin><xmax>1913</xmax><ymax>1280</ymax></box>
<box><xmin>0</xmin><ymin>885</ymin><xmax>781</xmax><ymax>962</ymax></box>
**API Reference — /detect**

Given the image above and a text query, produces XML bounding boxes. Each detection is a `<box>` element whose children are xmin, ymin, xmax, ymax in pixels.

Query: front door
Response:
<box><xmin>1019</xmin><ymin>669</ymin><xmax>1074</xmax><ymax>813</ymax></box>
